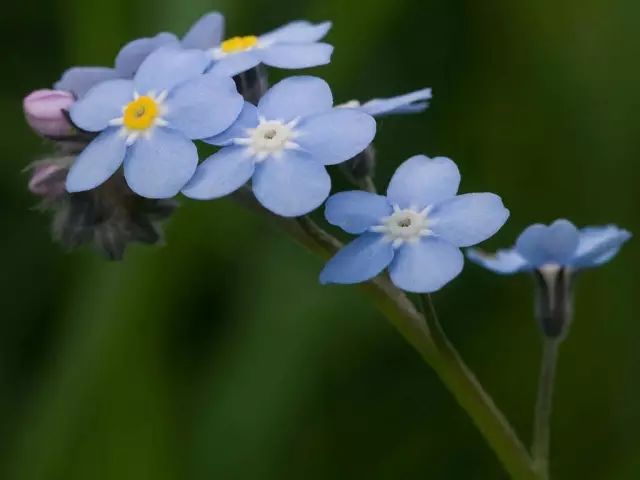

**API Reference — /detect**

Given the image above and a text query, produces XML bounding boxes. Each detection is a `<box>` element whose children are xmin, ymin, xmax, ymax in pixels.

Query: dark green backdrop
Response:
<box><xmin>1</xmin><ymin>0</ymin><xmax>638</xmax><ymax>478</ymax></box>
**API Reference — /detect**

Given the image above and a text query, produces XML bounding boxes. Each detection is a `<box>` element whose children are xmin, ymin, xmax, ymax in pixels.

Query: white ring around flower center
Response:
<box><xmin>236</xmin><ymin>117</ymin><xmax>301</xmax><ymax>161</ymax></box>
<box><xmin>370</xmin><ymin>205</ymin><xmax>433</xmax><ymax>248</ymax></box>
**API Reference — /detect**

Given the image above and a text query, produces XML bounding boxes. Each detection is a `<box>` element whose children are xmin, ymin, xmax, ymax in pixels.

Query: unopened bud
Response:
<box><xmin>234</xmin><ymin>65</ymin><xmax>269</xmax><ymax>104</ymax></box>
<box><xmin>23</xmin><ymin>89</ymin><xmax>75</xmax><ymax>139</ymax></box>
<box><xmin>28</xmin><ymin>160</ymin><xmax>70</xmax><ymax>202</ymax></box>
<box><xmin>340</xmin><ymin>145</ymin><xmax>377</xmax><ymax>186</ymax></box>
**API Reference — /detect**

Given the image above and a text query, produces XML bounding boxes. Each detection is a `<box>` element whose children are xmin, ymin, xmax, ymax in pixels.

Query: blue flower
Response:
<box><xmin>206</xmin><ymin>21</ymin><xmax>333</xmax><ymax>77</ymax></box>
<box><xmin>65</xmin><ymin>46</ymin><xmax>244</xmax><ymax>199</ymax></box>
<box><xmin>319</xmin><ymin>155</ymin><xmax>510</xmax><ymax>293</ymax></box>
<box><xmin>467</xmin><ymin>219</ymin><xmax>631</xmax><ymax>274</ymax></box>
<box><xmin>340</xmin><ymin>88</ymin><xmax>432</xmax><ymax>117</ymax></box>
<box><xmin>55</xmin><ymin>12</ymin><xmax>225</xmax><ymax>98</ymax></box>
<box><xmin>182</xmin><ymin>76</ymin><xmax>376</xmax><ymax>217</ymax></box>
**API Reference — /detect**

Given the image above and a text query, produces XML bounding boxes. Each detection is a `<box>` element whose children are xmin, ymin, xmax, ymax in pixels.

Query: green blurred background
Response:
<box><xmin>2</xmin><ymin>0</ymin><xmax>639</xmax><ymax>478</ymax></box>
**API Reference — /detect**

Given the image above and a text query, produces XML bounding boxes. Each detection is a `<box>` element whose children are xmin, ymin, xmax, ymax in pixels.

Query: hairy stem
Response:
<box><xmin>531</xmin><ymin>338</ymin><xmax>560</xmax><ymax>479</ymax></box>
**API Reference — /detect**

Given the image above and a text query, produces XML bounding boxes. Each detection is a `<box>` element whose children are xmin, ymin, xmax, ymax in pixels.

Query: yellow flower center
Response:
<box><xmin>123</xmin><ymin>96</ymin><xmax>160</xmax><ymax>130</ymax></box>
<box><xmin>221</xmin><ymin>35</ymin><xmax>259</xmax><ymax>54</ymax></box>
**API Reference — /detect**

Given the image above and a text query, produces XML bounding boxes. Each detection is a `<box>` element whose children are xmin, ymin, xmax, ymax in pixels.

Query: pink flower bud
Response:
<box><xmin>23</xmin><ymin>89</ymin><xmax>75</xmax><ymax>138</ymax></box>
<box><xmin>28</xmin><ymin>162</ymin><xmax>69</xmax><ymax>201</ymax></box>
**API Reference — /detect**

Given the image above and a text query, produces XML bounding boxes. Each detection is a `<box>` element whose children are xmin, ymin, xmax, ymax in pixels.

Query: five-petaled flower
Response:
<box><xmin>182</xmin><ymin>76</ymin><xmax>376</xmax><ymax>217</ymax></box>
<box><xmin>65</xmin><ymin>46</ymin><xmax>244</xmax><ymax>199</ymax></box>
<box><xmin>319</xmin><ymin>155</ymin><xmax>510</xmax><ymax>293</ymax></box>
<box><xmin>467</xmin><ymin>219</ymin><xmax>631</xmax><ymax>275</ymax></box>
<box><xmin>339</xmin><ymin>88</ymin><xmax>432</xmax><ymax>117</ymax></box>
<box><xmin>206</xmin><ymin>20</ymin><xmax>333</xmax><ymax>77</ymax></box>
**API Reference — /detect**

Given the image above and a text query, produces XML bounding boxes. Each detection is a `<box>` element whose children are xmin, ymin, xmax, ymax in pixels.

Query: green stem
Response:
<box><xmin>227</xmin><ymin>195</ymin><xmax>538</xmax><ymax>478</ymax></box>
<box><xmin>531</xmin><ymin>338</ymin><xmax>560</xmax><ymax>479</ymax></box>
<box><xmin>290</xmin><ymin>215</ymin><xmax>539</xmax><ymax>479</ymax></box>
<box><xmin>360</xmin><ymin>176</ymin><xmax>377</xmax><ymax>193</ymax></box>
<box><xmin>417</xmin><ymin>294</ymin><xmax>539</xmax><ymax>480</ymax></box>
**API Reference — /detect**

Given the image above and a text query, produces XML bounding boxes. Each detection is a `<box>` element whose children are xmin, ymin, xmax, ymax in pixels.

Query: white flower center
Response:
<box><xmin>370</xmin><ymin>205</ymin><xmax>433</xmax><ymax>248</ymax></box>
<box><xmin>236</xmin><ymin>117</ymin><xmax>301</xmax><ymax>161</ymax></box>
<box><xmin>252</xmin><ymin>121</ymin><xmax>292</xmax><ymax>151</ymax></box>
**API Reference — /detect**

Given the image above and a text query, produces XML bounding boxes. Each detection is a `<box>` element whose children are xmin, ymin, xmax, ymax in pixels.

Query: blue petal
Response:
<box><xmin>467</xmin><ymin>248</ymin><xmax>529</xmax><ymax>274</ymax></box>
<box><xmin>257</xmin><ymin>76</ymin><xmax>333</xmax><ymax>123</ymax></box>
<box><xmin>115</xmin><ymin>33</ymin><xmax>179</xmax><ymax>78</ymax></box>
<box><xmin>252</xmin><ymin>150</ymin><xmax>331</xmax><ymax>217</ymax></box>
<box><xmin>325</xmin><ymin>191</ymin><xmax>392</xmax><ymax>234</ymax></box>
<box><xmin>124</xmin><ymin>128</ymin><xmax>198</xmax><ymax>198</ymax></box>
<box><xmin>260</xmin><ymin>43</ymin><xmax>333</xmax><ymax>69</ymax></box>
<box><xmin>134</xmin><ymin>46</ymin><xmax>209</xmax><ymax>94</ymax></box>
<box><xmin>182</xmin><ymin>12</ymin><xmax>225</xmax><ymax>50</ymax></box>
<box><xmin>430</xmin><ymin>193</ymin><xmax>510</xmax><ymax>247</ymax></box>
<box><xmin>165</xmin><ymin>73</ymin><xmax>243</xmax><ymax>139</ymax></box>
<box><xmin>320</xmin><ymin>233</ymin><xmax>394</xmax><ymax>285</ymax></box>
<box><xmin>359</xmin><ymin>88</ymin><xmax>432</xmax><ymax>117</ymax></box>
<box><xmin>204</xmin><ymin>102</ymin><xmax>258</xmax><ymax>146</ymax></box>
<box><xmin>207</xmin><ymin>51</ymin><xmax>261</xmax><ymax>77</ymax></box>
<box><xmin>296</xmin><ymin>109</ymin><xmax>376</xmax><ymax>165</ymax></box>
<box><xmin>54</xmin><ymin>67</ymin><xmax>120</xmax><ymax>98</ymax></box>
<box><xmin>69</xmin><ymin>79</ymin><xmax>133</xmax><ymax>132</ymax></box>
<box><xmin>515</xmin><ymin>219</ymin><xmax>579</xmax><ymax>267</ymax></box>
<box><xmin>571</xmin><ymin>225</ymin><xmax>631</xmax><ymax>268</ymax></box>
<box><xmin>260</xmin><ymin>21</ymin><xmax>332</xmax><ymax>44</ymax></box>
<box><xmin>66</xmin><ymin>128</ymin><xmax>126</xmax><ymax>192</ymax></box>
<box><xmin>389</xmin><ymin>238</ymin><xmax>464</xmax><ymax>293</ymax></box>
<box><xmin>182</xmin><ymin>146</ymin><xmax>255</xmax><ymax>200</ymax></box>
<box><xmin>386</xmin><ymin>155</ymin><xmax>460</xmax><ymax>210</ymax></box>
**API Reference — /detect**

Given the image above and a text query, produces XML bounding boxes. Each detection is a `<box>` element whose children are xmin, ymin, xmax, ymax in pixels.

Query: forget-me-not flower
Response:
<box><xmin>206</xmin><ymin>21</ymin><xmax>333</xmax><ymax>77</ymax></box>
<box><xmin>55</xmin><ymin>12</ymin><xmax>225</xmax><ymax>98</ymax></box>
<box><xmin>467</xmin><ymin>219</ymin><xmax>631</xmax><ymax>275</ymax></box>
<box><xmin>319</xmin><ymin>155</ymin><xmax>510</xmax><ymax>293</ymax></box>
<box><xmin>468</xmin><ymin>220</ymin><xmax>631</xmax><ymax>337</ymax></box>
<box><xmin>65</xmin><ymin>46</ymin><xmax>244</xmax><ymax>199</ymax></box>
<box><xmin>182</xmin><ymin>76</ymin><xmax>376</xmax><ymax>217</ymax></box>
<box><xmin>339</xmin><ymin>88</ymin><xmax>432</xmax><ymax>117</ymax></box>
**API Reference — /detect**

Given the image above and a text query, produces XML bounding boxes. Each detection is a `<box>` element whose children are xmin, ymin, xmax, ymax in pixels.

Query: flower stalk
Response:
<box><xmin>418</xmin><ymin>294</ymin><xmax>540</xmax><ymax>480</ymax></box>
<box><xmin>531</xmin><ymin>337</ymin><xmax>560</xmax><ymax>480</ymax></box>
<box><xmin>288</xmin><ymin>213</ymin><xmax>540</xmax><ymax>479</ymax></box>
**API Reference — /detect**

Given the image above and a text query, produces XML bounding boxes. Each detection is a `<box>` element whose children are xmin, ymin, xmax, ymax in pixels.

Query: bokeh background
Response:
<box><xmin>1</xmin><ymin>0</ymin><xmax>638</xmax><ymax>478</ymax></box>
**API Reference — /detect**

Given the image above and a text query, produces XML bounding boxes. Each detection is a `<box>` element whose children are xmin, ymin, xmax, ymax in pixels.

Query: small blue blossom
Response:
<box><xmin>55</xmin><ymin>12</ymin><xmax>225</xmax><ymax>98</ymax></box>
<box><xmin>65</xmin><ymin>46</ymin><xmax>244</xmax><ymax>199</ymax></box>
<box><xmin>206</xmin><ymin>21</ymin><xmax>333</xmax><ymax>77</ymax></box>
<box><xmin>468</xmin><ymin>219</ymin><xmax>631</xmax><ymax>274</ymax></box>
<box><xmin>340</xmin><ymin>88</ymin><xmax>432</xmax><ymax>117</ymax></box>
<box><xmin>182</xmin><ymin>76</ymin><xmax>376</xmax><ymax>217</ymax></box>
<box><xmin>319</xmin><ymin>155</ymin><xmax>510</xmax><ymax>293</ymax></box>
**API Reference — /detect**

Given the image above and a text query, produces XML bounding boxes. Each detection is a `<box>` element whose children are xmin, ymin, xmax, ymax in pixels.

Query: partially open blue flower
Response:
<box><xmin>206</xmin><ymin>21</ymin><xmax>333</xmax><ymax>77</ymax></box>
<box><xmin>340</xmin><ymin>88</ymin><xmax>432</xmax><ymax>117</ymax></box>
<box><xmin>65</xmin><ymin>47</ymin><xmax>244</xmax><ymax>199</ymax></box>
<box><xmin>319</xmin><ymin>155</ymin><xmax>510</xmax><ymax>293</ymax></box>
<box><xmin>55</xmin><ymin>12</ymin><xmax>225</xmax><ymax>98</ymax></box>
<box><xmin>467</xmin><ymin>219</ymin><xmax>631</xmax><ymax>274</ymax></box>
<box><xmin>182</xmin><ymin>76</ymin><xmax>376</xmax><ymax>217</ymax></box>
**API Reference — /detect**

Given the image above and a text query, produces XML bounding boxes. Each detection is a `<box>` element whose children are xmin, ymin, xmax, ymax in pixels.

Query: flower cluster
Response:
<box><xmin>23</xmin><ymin>11</ymin><xmax>630</xmax><ymax>297</ymax></box>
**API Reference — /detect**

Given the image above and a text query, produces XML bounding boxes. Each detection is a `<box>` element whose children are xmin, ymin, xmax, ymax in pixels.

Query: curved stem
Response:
<box><xmin>531</xmin><ymin>338</ymin><xmax>560</xmax><ymax>479</ymax></box>
<box><xmin>418</xmin><ymin>294</ymin><xmax>539</xmax><ymax>480</ymax></box>
<box><xmin>234</xmin><ymin>202</ymin><xmax>539</xmax><ymax>478</ymax></box>
<box><xmin>293</xmin><ymin>216</ymin><xmax>538</xmax><ymax>479</ymax></box>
